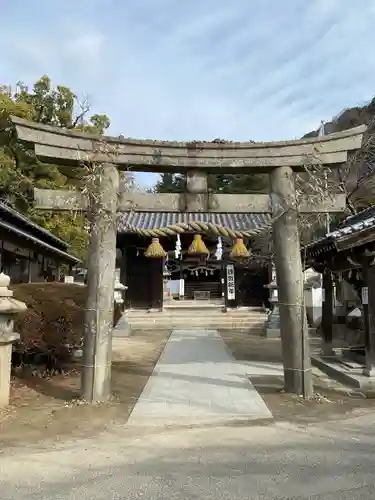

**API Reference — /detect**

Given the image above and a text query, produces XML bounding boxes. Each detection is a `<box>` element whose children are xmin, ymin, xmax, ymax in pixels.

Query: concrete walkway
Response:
<box><xmin>127</xmin><ymin>329</ymin><xmax>272</xmax><ymax>427</ymax></box>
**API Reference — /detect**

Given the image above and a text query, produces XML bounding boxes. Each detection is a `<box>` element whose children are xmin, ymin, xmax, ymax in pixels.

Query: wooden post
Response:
<box><xmin>0</xmin><ymin>241</ymin><xmax>3</xmax><ymax>272</ymax></box>
<box><xmin>321</xmin><ymin>269</ymin><xmax>334</xmax><ymax>356</ymax></box>
<box><xmin>270</xmin><ymin>166</ymin><xmax>313</xmax><ymax>398</ymax></box>
<box><xmin>362</xmin><ymin>260</ymin><xmax>374</xmax><ymax>376</ymax></box>
<box><xmin>27</xmin><ymin>251</ymin><xmax>32</xmax><ymax>283</ymax></box>
<box><xmin>119</xmin><ymin>247</ymin><xmax>127</xmax><ymax>289</ymax></box>
<box><xmin>152</xmin><ymin>259</ymin><xmax>164</xmax><ymax>310</ymax></box>
<box><xmin>82</xmin><ymin>163</ymin><xmax>119</xmax><ymax>403</ymax></box>
<box><xmin>55</xmin><ymin>262</ymin><xmax>61</xmax><ymax>282</ymax></box>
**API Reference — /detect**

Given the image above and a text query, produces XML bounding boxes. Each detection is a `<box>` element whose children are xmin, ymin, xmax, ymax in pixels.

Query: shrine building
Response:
<box><xmin>116</xmin><ymin>210</ymin><xmax>272</xmax><ymax>310</ymax></box>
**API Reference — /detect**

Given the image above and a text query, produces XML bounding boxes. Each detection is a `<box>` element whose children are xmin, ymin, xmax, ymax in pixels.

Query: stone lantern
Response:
<box><xmin>264</xmin><ymin>271</ymin><xmax>281</xmax><ymax>338</ymax></box>
<box><xmin>0</xmin><ymin>273</ymin><xmax>27</xmax><ymax>407</ymax></box>
<box><xmin>112</xmin><ymin>268</ymin><xmax>130</xmax><ymax>337</ymax></box>
<box><xmin>162</xmin><ymin>262</ymin><xmax>174</xmax><ymax>307</ymax></box>
<box><xmin>114</xmin><ymin>268</ymin><xmax>127</xmax><ymax>306</ymax></box>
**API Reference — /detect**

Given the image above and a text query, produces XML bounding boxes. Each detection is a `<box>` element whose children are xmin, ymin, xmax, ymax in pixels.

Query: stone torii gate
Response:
<box><xmin>11</xmin><ymin>116</ymin><xmax>366</xmax><ymax>401</ymax></box>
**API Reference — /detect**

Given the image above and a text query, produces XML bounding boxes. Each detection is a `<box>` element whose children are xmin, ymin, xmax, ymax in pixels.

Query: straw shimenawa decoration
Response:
<box><xmin>187</xmin><ymin>234</ymin><xmax>210</xmax><ymax>256</ymax></box>
<box><xmin>229</xmin><ymin>238</ymin><xmax>250</xmax><ymax>259</ymax></box>
<box><xmin>144</xmin><ymin>237</ymin><xmax>167</xmax><ymax>258</ymax></box>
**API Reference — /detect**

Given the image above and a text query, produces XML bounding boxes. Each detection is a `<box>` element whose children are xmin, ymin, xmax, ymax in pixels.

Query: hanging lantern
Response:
<box><xmin>229</xmin><ymin>238</ymin><xmax>250</xmax><ymax>259</ymax></box>
<box><xmin>144</xmin><ymin>237</ymin><xmax>167</xmax><ymax>258</ymax></box>
<box><xmin>187</xmin><ymin>234</ymin><xmax>209</xmax><ymax>256</ymax></box>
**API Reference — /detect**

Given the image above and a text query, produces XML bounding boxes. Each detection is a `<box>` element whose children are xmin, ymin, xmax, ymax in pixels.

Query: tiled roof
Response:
<box><xmin>118</xmin><ymin>212</ymin><xmax>271</xmax><ymax>235</ymax></box>
<box><xmin>327</xmin><ymin>206</ymin><xmax>375</xmax><ymax>240</ymax></box>
<box><xmin>0</xmin><ymin>219</ymin><xmax>80</xmax><ymax>264</ymax></box>
<box><xmin>0</xmin><ymin>200</ymin><xmax>69</xmax><ymax>248</ymax></box>
<box><xmin>305</xmin><ymin>205</ymin><xmax>375</xmax><ymax>256</ymax></box>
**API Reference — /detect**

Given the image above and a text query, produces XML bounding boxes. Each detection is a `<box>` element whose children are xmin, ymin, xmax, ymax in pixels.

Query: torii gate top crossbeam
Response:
<box><xmin>11</xmin><ymin>116</ymin><xmax>366</xmax><ymax>174</ymax></box>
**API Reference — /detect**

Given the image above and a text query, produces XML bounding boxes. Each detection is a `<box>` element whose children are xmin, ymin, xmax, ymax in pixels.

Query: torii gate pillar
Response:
<box><xmin>270</xmin><ymin>166</ymin><xmax>312</xmax><ymax>397</ymax></box>
<box><xmin>82</xmin><ymin>164</ymin><xmax>119</xmax><ymax>402</ymax></box>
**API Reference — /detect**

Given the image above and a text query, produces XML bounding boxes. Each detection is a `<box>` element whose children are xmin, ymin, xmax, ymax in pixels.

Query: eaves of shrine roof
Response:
<box><xmin>0</xmin><ymin>200</ymin><xmax>80</xmax><ymax>264</ymax></box>
<box><xmin>304</xmin><ymin>205</ymin><xmax>375</xmax><ymax>257</ymax></box>
<box><xmin>0</xmin><ymin>200</ymin><xmax>69</xmax><ymax>250</ymax></box>
<box><xmin>0</xmin><ymin>217</ymin><xmax>81</xmax><ymax>264</ymax></box>
<box><xmin>118</xmin><ymin>211</ymin><xmax>271</xmax><ymax>235</ymax></box>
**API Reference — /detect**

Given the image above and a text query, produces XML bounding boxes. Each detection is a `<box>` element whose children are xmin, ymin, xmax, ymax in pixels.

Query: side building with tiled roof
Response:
<box><xmin>0</xmin><ymin>200</ymin><xmax>80</xmax><ymax>283</ymax></box>
<box><xmin>303</xmin><ymin>205</ymin><xmax>375</xmax><ymax>381</ymax></box>
<box><xmin>305</xmin><ymin>205</ymin><xmax>375</xmax><ymax>266</ymax></box>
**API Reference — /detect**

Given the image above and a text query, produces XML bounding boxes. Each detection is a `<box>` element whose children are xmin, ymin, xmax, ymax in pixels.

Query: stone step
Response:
<box><xmin>127</xmin><ymin>318</ymin><xmax>265</xmax><ymax>326</ymax></box>
<box><xmin>123</xmin><ymin>308</ymin><xmax>267</xmax><ymax>332</ymax></box>
<box><xmin>126</xmin><ymin>311</ymin><xmax>266</xmax><ymax>318</ymax></box>
<box><xmin>127</xmin><ymin>320</ymin><xmax>266</xmax><ymax>325</ymax></box>
<box><xmin>164</xmin><ymin>302</ymin><xmax>224</xmax><ymax>310</ymax></box>
<box><xmin>126</xmin><ymin>312</ymin><xmax>266</xmax><ymax>318</ymax></box>
<box><xmin>127</xmin><ymin>329</ymin><xmax>265</xmax><ymax>334</ymax></box>
<box><xmin>128</xmin><ymin>304</ymin><xmax>263</xmax><ymax>311</ymax></box>
<box><xmin>149</xmin><ymin>328</ymin><xmax>263</xmax><ymax>331</ymax></box>
<box><xmin>127</xmin><ymin>321</ymin><xmax>265</xmax><ymax>329</ymax></box>
<box><xmin>125</xmin><ymin>326</ymin><xmax>264</xmax><ymax>333</ymax></box>
<box><xmin>126</xmin><ymin>314</ymin><xmax>265</xmax><ymax>320</ymax></box>
<box><xmin>162</xmin><ymin>303</ymin><xmax>263</xmax><ymax>311</ymax></box>
<box><xmin>125</xmin><ymin>314</ymin><xmax>266</xmax><ymax>323</ymax></box>
<box><xmin>127</xmin><ymin>314</ymin><xmax>265</xmax><ymax>320</ymax></box>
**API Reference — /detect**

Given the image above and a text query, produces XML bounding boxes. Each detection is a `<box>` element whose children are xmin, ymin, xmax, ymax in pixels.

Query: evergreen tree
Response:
<box><xmin>154</xmin><ymin>173</ymin><xmax>185</xmax><ymax>193</ymax></box>
<box><xmin>0</xmin><ymin>76</ymin><xmax>111</xmax><ymax>259</ymax></box>
<box><xmin>154</xmin><ymin>172</ymin><xmax>268</xmax><ymax>194</ymax></box>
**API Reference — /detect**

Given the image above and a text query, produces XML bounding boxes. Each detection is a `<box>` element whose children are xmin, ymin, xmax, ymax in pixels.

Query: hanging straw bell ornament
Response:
<box><xmin>229</xmin><ymin>238</ymin><xmax>250</xmax><ymax>259</ymax></box>
<box><xmin>187</xmin><ymin>234</ymin><xmax>210</xmax><ymax>256</ymax></box>
<box><xmin>144</xmin><ymin>237</ymin><xmax>167</xmax><ymax>258</ymax></box>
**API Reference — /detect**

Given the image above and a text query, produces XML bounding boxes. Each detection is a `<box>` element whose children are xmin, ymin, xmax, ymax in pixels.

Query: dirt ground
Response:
<box><xmin>1</xmin><ymin>328</ymin><xmax>375</xmax><ymax>448</ymax></box>
<box><xmin>0</xmin><ymin>330</ymin><xmax>171</xmax><ymax>448</ymax></box>
<box><xmin>219</xmin><ymin>329</ymin><xmax>375</xmax><ymax>424</ymax></box>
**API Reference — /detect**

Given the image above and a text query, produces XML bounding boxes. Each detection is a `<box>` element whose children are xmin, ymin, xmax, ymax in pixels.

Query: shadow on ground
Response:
<box><xmin>13</xmin><ymin>368</ymin><xmax>80</xmax><ymax>401</ymax></box>
<box><xmin>0</xmin><ymin>330</ymin><xmax>171</xmax><ymax>448</ymax></box>
<box><xmin>218</xmin><ymin>329</ymin><xmax>375</xmax><ymax>424</ymax></box>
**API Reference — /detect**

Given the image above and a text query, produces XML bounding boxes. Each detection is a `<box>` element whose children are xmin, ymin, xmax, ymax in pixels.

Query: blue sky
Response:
<box><xmin>2</xmin><ymin>0</ymin><xmax>375</xmax><ymax>187</ymax></box>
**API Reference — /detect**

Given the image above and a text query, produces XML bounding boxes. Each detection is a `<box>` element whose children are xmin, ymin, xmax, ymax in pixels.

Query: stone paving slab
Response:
<box><xmin>127</xmin><ymin>329</ymin><xmax>272</xmax><ymax>427</ymax></box>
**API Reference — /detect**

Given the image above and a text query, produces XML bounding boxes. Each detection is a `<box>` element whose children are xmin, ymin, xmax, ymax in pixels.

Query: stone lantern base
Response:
<box><xmin>0</xmin><ymin>273</ymin><xmax>27</xmax><ymax>407</ymax></box>
<box><xmin>265</xmin><ymin>296</ymin><xmax>281</xmax><ymax>338</ymax></box>
<box><xmin>264</xmin><ymin>277</ymin><xmax>281</xmax><ymax>338</ymax></box>
<box><xmin>0</xmin><ymin>332</ymin><xmax>19</xmax><ymax>407</ymax></box>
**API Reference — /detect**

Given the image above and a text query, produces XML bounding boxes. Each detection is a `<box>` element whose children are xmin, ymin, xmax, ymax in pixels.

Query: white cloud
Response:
<box><xmin>2</xmin><ymin>0</ymin><xmax>375</xmax><ymax>187</ymax></box>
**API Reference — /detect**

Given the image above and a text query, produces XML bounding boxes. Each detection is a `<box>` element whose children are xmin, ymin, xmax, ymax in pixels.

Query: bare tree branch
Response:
<box><xmin>70</xmin><ymin>94</ymin><xmax>91</xmax><ymax>129</ymax></box>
